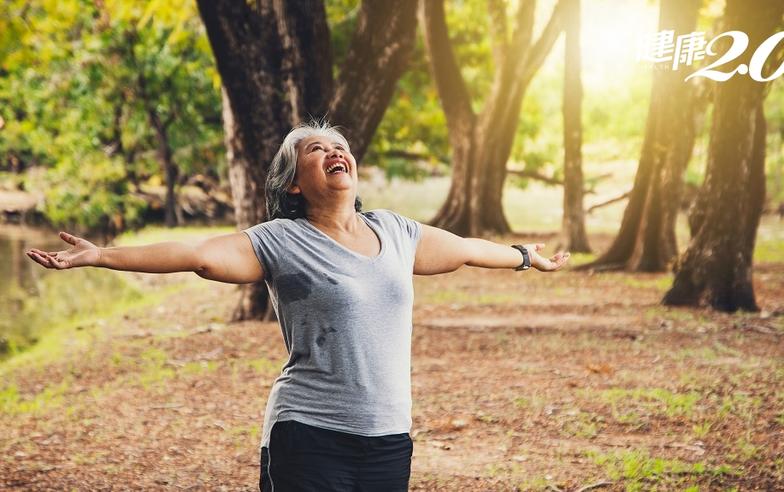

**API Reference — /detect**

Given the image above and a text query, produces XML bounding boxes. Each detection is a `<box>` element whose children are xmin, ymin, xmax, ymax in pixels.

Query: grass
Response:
<box><xmin>227</xmin><ymin>423</ymin><xmax>261</xmax><ymax>447</ymax></box>
<box><xmin>586</xmin><ymin>449</ymin><xmax>739</xmax><ymax>491</ymax></box>
<box><xmin>716</xmin><ymin>392</ymin><xmax>762</xmax><ymax>424</ymax></box>
<box><xmin>0</xmin><ymin>377</ymin><xmax>72</xmax><ymax>416</ymax></box>
<box><xmin>565</xmin><ymin>251</ymin><xmax>598</xmax><ymax>267</ymax></box>
<box><xmin>113</xmin><ymin>224</ymin><xmax>236</xmax><ymax>246</ymax></box>
<box><xmin>182</xmin><ymin>360</ymin><xmax>220</xmax><ymax>375</ymax></box>
<box><xmin>676</xmin><ymin>342</ymin><xmax>744</xmax><ymax>362</ymax></box>
<box><xmin>420</xmin><ymin>289</ymin><xmax>519</xmax><ymax>305</ymax></box>
<box><xmin>562</xmin><ymin>411</ymin><xmax>602</xmax><ymax>439</ymax></box>
<box><xmin>511</xmin><ymin>393</ymin><xmax>548</xmax><ymax>413</ymax></box>
<box><xmin>590</xmin><ymin>387</ymin><xmax>702</xmax><ymax>420</ymax></box>
<box><xmin>730</xmin><ymin>436</ymin><xmax>761</xmax><ymax>462</ymax></box>
<box><xmin>620</xmin><ymin>273</ymin><xmax>674</xmax><ymax>291</ymax></box>
<box><xmin>753</xmin><ymin>223</ymin><xmax>784</xmax><ymax>263</ymax></box>
<box><xmin>137</xmin><ymin>347</ymin><xmax>176</xmax><ymax>390</ymax></box>
<box><xmin>242</xmin><ymin>357</ymin><xmax>281</xmax><ymax>374</ymax></box>
<box><xmin>692</xmin><ymin>421</ymin><xmax>712</xmax><ymax>439</ymax></box>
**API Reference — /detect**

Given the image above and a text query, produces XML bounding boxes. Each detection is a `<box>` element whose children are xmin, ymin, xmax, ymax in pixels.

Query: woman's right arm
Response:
<box><xmin>27</xmin><ymin>231</ymin><xmax>265</xmax><ymax>284</ymax></box>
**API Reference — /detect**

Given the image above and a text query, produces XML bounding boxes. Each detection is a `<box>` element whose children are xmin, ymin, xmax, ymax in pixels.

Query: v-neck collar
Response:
<box><xmin>299</xmin><ymin>212</ymin><xmax>386</xmax><ymax>262</ymax></box>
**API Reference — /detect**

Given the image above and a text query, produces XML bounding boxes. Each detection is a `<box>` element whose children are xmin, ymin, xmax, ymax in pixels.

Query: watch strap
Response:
<box><xmin>511</xmin><ymin>244</ymin><xmax>531</xmax><ymax>271</ymax></box>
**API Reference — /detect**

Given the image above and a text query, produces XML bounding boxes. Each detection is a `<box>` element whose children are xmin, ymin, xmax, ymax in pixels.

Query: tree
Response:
<box><xmin>575</xmin><ymin>0</ymin><xmax>701</xmax><ymax>273</ymax></box>
<box><xmin>419</xmin><ymin>0</ymin><xmax>567</xmax><ymax>236</ymax></box>
<box><xmin>196</xmin><ymin>0</ymin><xmax>418</xmax><ymax>320</ymax></box>
<box><xmin>558</xmin><ymin>0</ymin><xmax>590</xmax><ymax>253</ymax></box>
<box><xmin>663</xmin><ymin>0</ymin><xmax>784</xmax><ymax>312</ymax></box>
<box><xmin>0</xmin><ymin>0</ymin><xmax>222</xmax><ymax>238</ymax></box>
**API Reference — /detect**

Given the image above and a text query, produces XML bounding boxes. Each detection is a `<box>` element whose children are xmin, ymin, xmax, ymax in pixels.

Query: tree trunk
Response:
<box><xmin>421</xmin><ymin>0</ymin><xmax>567</xmax><ymax>237</ymax></box>
<box><xmin>662</xmin><ymin>0</ymin><xmax>784</xmax><ymax>312</ymax></box>
<box><xmin>220</xmin><ymin>86</ymin><xmax>275</xmax><ymax>320</ymax></box>
<box><xmin>197</xmin><ymin>0</ymin><xmax>417</xmax><ymax>321</ymax></box>
<box><xmin>148</xmin><ymin>108</ymin><xmax>180</xmax><ymax>228</ymax></box>
<box><xmin>559</xmin><ymin>0</ymin><xmax>590</xmax><ymax>253</ymax></box>
<box><xmin>576</xmin><ymin>0</ymin><xmax>700</xmax><ymax>273</ymax></box>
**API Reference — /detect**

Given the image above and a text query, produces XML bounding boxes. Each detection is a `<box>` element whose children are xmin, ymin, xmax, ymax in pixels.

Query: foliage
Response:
<box><xmin>0</xmin><ymin>0</ymin><xmax>223</xmax><ymax>232</ymax></box>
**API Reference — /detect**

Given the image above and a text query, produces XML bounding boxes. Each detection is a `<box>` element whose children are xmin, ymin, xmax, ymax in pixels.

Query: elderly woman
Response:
<box><xmin>27</xmin><ymin>120</ymin><xmax>570</xmax><ymax>491</ymax></box>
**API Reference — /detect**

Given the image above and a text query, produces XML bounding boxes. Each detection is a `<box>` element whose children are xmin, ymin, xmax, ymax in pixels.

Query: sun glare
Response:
<box><xmin>580</xmin><ymin>0</ymin><xmax>659</xmax><ymax>88</ymax></box>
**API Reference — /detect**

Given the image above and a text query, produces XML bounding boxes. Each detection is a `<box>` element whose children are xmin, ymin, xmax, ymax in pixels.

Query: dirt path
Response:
<box><xmin>1</xmin><ymin>261</ymin><xmax>783</xmax><ymax>491</ymax></box>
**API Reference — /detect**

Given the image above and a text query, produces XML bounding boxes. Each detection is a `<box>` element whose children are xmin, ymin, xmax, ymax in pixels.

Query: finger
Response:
<box><xmin>26</xmin><ymin>250</ymin><xmax>43</xmax><ymax>263</ymax></box>
<box><xmin>25</xmin><ymin>250</ymin><xmax>41</xmax><ymax>265</ymax></box>
<box><xmin>29</xmin><ymin>251</ymin><xmax>53</xmax><ymax>268</ymax></box>
<box><xmin>536</xmin><ymin>243</ymin><xmax>545</xmax><ymax>251</ymax></box>
<box><xmin>49</xmin><ymin>256</ymin><xmax>67</xmax><ymax>269</ymax></box>
<box><xmin>59</xmin><ymin>231</ymin><xmax>78</xmax><ymax>245</ymax></box>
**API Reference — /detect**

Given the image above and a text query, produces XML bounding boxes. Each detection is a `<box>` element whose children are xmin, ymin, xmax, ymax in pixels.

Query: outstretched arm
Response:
<box><xmin>413</xmin><ymin>223</ymin><xmax>570</xmax><ymax>275</ymax></box>
<box><xmin>27</xmin><ymin>231</ymin><xmax>264</xmax><ymax>284</ymax></box>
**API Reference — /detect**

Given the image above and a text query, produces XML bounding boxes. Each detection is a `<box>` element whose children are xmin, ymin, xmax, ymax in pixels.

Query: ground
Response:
<box><xmin>1</xmin><ymin>231</ymin><xmax>783</xmax><ymax>491</ymax></box>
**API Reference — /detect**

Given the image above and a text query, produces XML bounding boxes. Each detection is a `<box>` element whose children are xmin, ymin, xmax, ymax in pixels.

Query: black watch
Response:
<box><xmin>511</xmin><ymin>244</ymin><xmax>531</xmax><ymax>271</ymax></box>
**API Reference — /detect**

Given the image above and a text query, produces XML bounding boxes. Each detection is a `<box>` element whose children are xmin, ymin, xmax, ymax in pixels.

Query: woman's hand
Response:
<box><xmin>524</xmin><ymin>243</ymin><xmax>570</xmax><ymax>272</ymax></box>
<box><xmin>26</xmin><ymin>231</ymin><xmax>101</xmax><ymax>270</ymax></box>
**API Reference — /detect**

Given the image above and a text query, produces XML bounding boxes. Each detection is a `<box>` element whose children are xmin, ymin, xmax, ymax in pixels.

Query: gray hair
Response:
<box><xmin>265</xmin><ymin>119</ymin><xmax>362</xmax><ymax>220</ymax></box>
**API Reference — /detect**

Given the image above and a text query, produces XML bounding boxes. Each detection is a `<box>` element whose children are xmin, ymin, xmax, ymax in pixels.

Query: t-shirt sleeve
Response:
<box><xmin>242</xmin><ymin>219</ymin><xmax>287</xmax><ymax>281</ymax></box>
<box><xmin>383</xmin><ymin>209</ymin><xmax>422</xmax><ymax>250</ymax></box>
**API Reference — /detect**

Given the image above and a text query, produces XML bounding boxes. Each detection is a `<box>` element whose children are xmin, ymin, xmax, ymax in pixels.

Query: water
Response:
<box><xmin>0</xmin><ymin>224</ymin><xmax>143</xmax><ymax>358</ymax></box>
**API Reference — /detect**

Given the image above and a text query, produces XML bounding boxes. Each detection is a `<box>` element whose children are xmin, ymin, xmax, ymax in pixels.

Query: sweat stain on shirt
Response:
<box><xmin>242</xmin><ymin>209</ymin><xmax>422</xmax><ymax>450</ymax></box>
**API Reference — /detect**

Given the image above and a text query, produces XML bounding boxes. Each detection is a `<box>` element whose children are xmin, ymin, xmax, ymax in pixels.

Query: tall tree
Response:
<box><xmin>558</xmin><ymin>0</ymin><xmax>590</xmax><ymax>253</ymax></box>
<box><xmin>576</xmin><ymin>0</ymin><xmax>701</xmax><ymax>272</ymax></box>
<box><xmin>663</xmin><ymin>0</ymin><xmax>784</xmax><ymax>312</ymax></box>
<box><xmin>420</xmin><ymin>0</ymin><xmax>567</xmax><ymax>237</ymax></box>
<box><xmin>196</xmin><ymin>0</ymin><xmax>418</xmax><ymax>320</ymax></box>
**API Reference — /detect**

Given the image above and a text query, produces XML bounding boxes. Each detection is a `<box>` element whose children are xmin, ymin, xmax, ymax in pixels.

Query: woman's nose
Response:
<box><xmin>327</xmin><ymin>147</ymin><xmax>343</xmax><ymax>158</ymax></box>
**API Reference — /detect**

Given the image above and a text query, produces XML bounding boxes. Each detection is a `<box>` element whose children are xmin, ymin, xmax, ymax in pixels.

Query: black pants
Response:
<box><xmin>259</xmin><ymin>419</ymin><xmax>413</xmax><ymax>492</ymax></box>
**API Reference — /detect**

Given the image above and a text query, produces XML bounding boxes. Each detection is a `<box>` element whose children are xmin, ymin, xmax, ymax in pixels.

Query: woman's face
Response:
<box><xmin>289</xmin><ymin>134</ymin><xmax>357</xmax><ymax>204</ymax></box>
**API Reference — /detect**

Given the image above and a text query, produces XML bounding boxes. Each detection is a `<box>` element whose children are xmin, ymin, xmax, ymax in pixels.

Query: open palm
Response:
<box><xmin>26</xmin><ymin>232</ymin><xmax>101</xmax><ymax>270</ymax></box>
<box><xmin>525</xmin><ymin>243</ymin><xmax>570</xmax><ymax>272</ymax></box>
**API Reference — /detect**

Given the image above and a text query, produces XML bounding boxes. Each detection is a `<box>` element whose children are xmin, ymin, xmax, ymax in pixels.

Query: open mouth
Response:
<box><xmin>325</xmin><ymin>161</ymin><xmax>348</xmax><ymax>174</ymax></box>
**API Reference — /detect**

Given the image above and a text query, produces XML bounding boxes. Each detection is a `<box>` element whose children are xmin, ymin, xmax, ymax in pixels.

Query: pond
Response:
<box><xmin>0</xmin><ymin>224</ymin><xmax>144</xmax><ymax>360</ymax></box>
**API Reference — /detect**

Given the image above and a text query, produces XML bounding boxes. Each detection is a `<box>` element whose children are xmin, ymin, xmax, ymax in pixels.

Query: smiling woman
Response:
<box><xmin>264</xmin><ymin>122</ymin><xmax>363</xmax><ymax>221</ymax></box>
<box><xmin>25</xmin><ymin>119</ymin><xmax>570</xmax><ymax>492</ymax></box>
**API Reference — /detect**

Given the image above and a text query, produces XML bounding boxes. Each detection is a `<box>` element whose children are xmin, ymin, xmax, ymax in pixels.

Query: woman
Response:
<box><xmin>27</xmin><ymin>120</ymin><xmax>570</xmax><ymax>491</ymax></box>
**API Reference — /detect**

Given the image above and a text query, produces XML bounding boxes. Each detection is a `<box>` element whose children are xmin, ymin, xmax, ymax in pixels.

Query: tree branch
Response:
<box><xmin>586</xmin><ymin>191</ymin><xmax>630</xmax><ymax>213</ymax></box>
<box><xmin>487</xmin><ymin>0</ymin><xmax>509</xmax><ymax>69</ymax></box>
<box><xmin>329</xmin><ymin>0</ymin><xmax>418</xmax><ymax>162</ymax></box>
<box><xmin>519</xmin><ymin>0</ymin><xmax>569</xmax><ymax>86</ymax></box>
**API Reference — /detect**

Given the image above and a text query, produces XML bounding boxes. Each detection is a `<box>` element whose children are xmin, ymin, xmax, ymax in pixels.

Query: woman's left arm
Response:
<box><xmin>413</xmin><ymin>223</ymin><xmax>570</xmax><ymax>275</ymax></box>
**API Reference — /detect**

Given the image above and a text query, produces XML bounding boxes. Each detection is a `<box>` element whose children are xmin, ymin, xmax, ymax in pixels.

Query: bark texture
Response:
<box><xmin>662</xmin><ymin>0</ymin><xmax>784</xmax><ymax>312</ymax></box>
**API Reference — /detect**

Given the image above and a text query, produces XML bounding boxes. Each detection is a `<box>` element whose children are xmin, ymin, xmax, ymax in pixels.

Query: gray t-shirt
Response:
<box><xmin>242</xmin><ymin>208</ymin><xmax>422</xmax><ymax>449</ymax></box>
